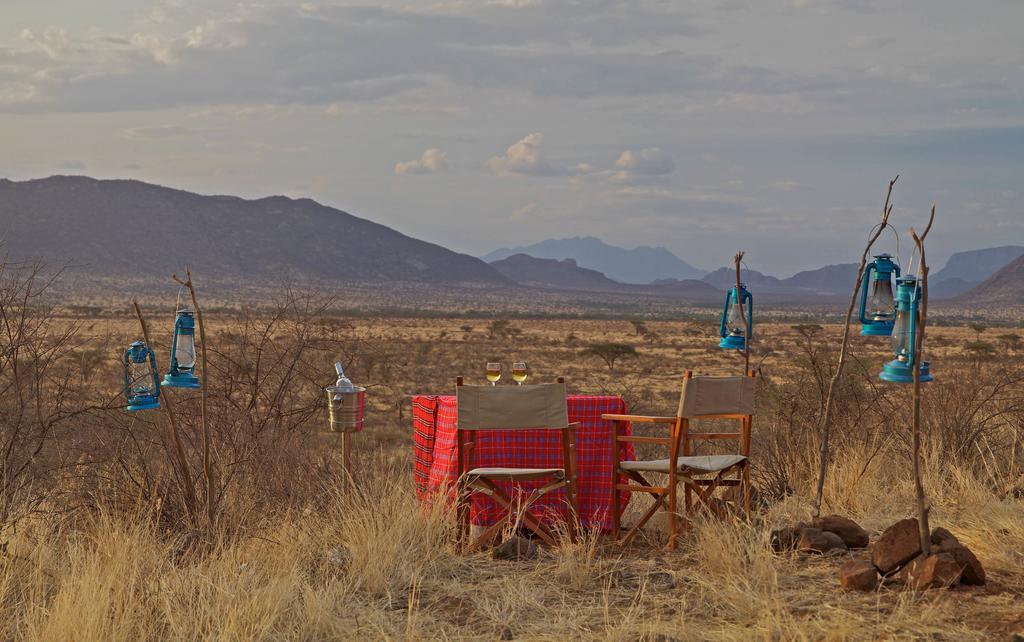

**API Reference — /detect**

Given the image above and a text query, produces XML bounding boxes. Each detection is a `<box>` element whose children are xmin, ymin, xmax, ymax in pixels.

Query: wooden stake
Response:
<box><xmin>813</xmin><ymin>176</ymin><xmax>898</xmax><ymax>518</ymax></box>
<box><xmin>734</xmin><ymin>251</ymin><xmax>750</xmax><ymax>375</ymax></box>
<box><xmin>910</xmin><ymin>206</ymin><xmax>936</xmax><ymax>556</ymax></box>
<box><xmin>132</xmin><ymin>300</ymin><xmax>199</xmax><ymax>521</ymax></box>
<box><xmin>172</xmin><ymin>269</ymin><xmax>216</xmax><ymax>529</ymax></box>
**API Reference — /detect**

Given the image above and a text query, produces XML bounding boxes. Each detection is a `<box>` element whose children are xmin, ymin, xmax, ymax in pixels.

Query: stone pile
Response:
<box><xmin>770</xmin><ymin>514</ymin><xmax>870</xmax><ymax>555</ymax></box>
<box><xmin>867</xmin><ymin>519</ymin><xmax>986</xmax><ymax>591</ymax></box>
<box><xmin>771</xmin><ymin>516</ymin><xmax>986</xmax><ymax>592</ymax></box>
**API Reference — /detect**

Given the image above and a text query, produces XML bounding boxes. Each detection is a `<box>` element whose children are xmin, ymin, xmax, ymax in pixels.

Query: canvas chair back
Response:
<box><xmin>676</xmin><ymin>375</ymin><xmax>755</xmax><ymax>418</ymax></box>
<box><xmin>456</xmin><ymin>382</ymin><xmax>569</xmax><ymax>431</ymax></box>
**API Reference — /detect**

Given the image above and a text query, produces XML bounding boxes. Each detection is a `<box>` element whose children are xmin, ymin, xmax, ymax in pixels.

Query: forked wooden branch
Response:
<box><xmin>172</xmin><ymin>268</ymin><xmax>216</xmax><ymax>528</ymax></box>
<box><xmin>132</xmin><ymin>299</ymin><xmax>199</xmax><ymax>520</ymax></box>
<box><xmin>909</xmin><ymin>205</ymin><xmax>935</xmax><ymax>556</ymax></box>
<box><xmin>813</xmin><ymin>175</ymin><xmax>898</xmax><ymax>518</ymax></box>
<box><xmin>734</xmin><ymin>251</ymin><xmax>750</xmax><ymax>375</ymax></box>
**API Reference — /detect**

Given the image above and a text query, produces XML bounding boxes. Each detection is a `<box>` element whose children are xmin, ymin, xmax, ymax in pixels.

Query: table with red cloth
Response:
<box><xmin>412</xmin><ymin>394</ymin><xmax>635</xmax><ymax>531</ymax></box>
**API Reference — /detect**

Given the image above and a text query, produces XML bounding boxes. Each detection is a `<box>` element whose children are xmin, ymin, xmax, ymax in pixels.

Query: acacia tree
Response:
<box><xmin>581</xmin><ymin>343</ymin><xmax>637</xmax><ymax>371</ymax></box>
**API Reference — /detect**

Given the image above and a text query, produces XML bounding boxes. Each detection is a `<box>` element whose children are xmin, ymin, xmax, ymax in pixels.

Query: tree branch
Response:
<box><xmin>132</xmin><ymin>300</ymin><xmax>198</xmax><ymax>521</ymax></box>
<box><xmin>813</xmin><ymin>175</ymin><xmax>898</xmax><ymax>518</ymax></box>
<box><xmin>172</xmin><ymin>269</ymin><xmax>216</xmax><ymax>528</ymax></box>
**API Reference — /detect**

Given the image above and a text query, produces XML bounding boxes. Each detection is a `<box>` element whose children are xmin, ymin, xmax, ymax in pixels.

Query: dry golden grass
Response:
<box><xmin>3</xmin><ymin>312</ymin><xmax>1023</xmax><ymax>640</ymax></box>
<box><xmin>2</xmin><ymin>457</ymin><xmax>1021</xmax><ymax>641</ymax></box>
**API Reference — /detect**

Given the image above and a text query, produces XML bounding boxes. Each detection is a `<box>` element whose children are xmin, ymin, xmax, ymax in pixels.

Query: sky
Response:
<box><xmin>1</xmin><ymin>0</ymin><xmax>1022</xmax><ymax>276</ymax></box>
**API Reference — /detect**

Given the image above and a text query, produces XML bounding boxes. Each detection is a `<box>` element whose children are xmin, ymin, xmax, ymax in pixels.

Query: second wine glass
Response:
<box><xmin>512</xmin><ymin>361</ymin><xmax>528</xmax><ymax>385</ymax></box>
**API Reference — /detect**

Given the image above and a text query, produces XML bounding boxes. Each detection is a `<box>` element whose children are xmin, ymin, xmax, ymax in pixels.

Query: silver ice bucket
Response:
<box><xmin>325</xmin><ymin>386</ymin><xmax>366</xmax><ymax>433</ymax></box>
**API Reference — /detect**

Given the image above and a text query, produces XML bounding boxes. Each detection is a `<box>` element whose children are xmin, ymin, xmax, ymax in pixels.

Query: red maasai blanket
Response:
<box><xmin>411</xmin><ymin>394</ymin><xmax>635</xmax><ymax>531</ymax></box>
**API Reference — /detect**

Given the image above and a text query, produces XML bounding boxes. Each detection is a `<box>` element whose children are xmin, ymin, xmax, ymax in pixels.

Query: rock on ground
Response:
<box><xmin>770</xmin><ymin>526</ymin><xmax>802</xmax><ymax>552</ymax></box>
<box><xmin>899</xmin><ymin>553</ymin><xmax>963</xmax><ymax>590</ymax></box>
<box><xmin>930</xmin><ymin>527</ymin><xmax>986</xmax><ymax>585</ymax></box>
<box><xmin>814</xmin><ymin>515</ymin><xmax>870</xmax><ymax>549</ymax></box>
<box><xmin>798</xmin><ymin>528</ymin><xmax>848</xmax><ymax>554</ymax></box>
<box><xmin>839</xmin><ymin>558</ymin><xmax>879</xmax><ymax>591</ymax></box>
<box><xmin>872</xmin><ymin>518</ymin><xmax>922</xmax><ymax>574</ymax></box>
<box><xmin>492</xmin><ymin>535</ymin><xmax>539</xmax><ymax>561</ymax></box>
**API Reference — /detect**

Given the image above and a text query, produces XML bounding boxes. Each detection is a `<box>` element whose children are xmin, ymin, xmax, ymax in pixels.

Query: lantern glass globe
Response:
<box><xmin>890</xmin><ymin>306</ymin><xmax>914</xmax><ymax>358</ymax></box>
<box><xmin>725</xmin><ymin>299</ymin><xmax>745</xmax><ymax>335</ymax></box>
<box><xmin>129</xmin><ymin>358</ymin><xmax>153</xmax><ymax>394</ymax></box>
<box><xmin>174</xmin><ymin>333</ymin><xmax>196</xmax><ymax>371</ymax></box>
<box><xmin>868</xmin><ymin>279</ymin><xmax>895</xmax><ymax>321</ymax></box>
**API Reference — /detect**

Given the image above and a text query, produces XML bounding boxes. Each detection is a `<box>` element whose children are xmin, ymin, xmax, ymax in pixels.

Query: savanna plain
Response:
<box><xmin>1</xmin><ymin>267</ymin><xmax>1023</xmax><ymax>641</ymax></box>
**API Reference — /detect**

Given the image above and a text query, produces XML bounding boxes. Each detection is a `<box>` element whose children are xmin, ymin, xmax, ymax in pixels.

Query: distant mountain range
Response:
<box><xmin>930</xmin><ymin>246</ymin><xmax>1024</xmax><ymax>298</ymax></box>
<box><xmin>2</xmin><ymin>175</ymin><xmax>1021</xmax><ymax>311</ymax></box>
<box><xmin>0</xmin><ymin>175</ymin><xmax>509</xmax><ymax>287</ymax></box>
<box><xmin>700</xmin><ymin>263</ymin><xmax>859</xmax><ymax>296</ymax></box>
<box><xmin>482</xmin><ymin>237</ymin><xmax>705</xmax><ymax>283</ymax></box>
<box><xmin>490</xmin><ymin>254</ymin><xmax>625</xmax><ymax>291</ymax></box>
<box><xmin>489</xmin><ymin>253</ymin><xmax>719</xmax><ymax>301</ymax></box>
<box><xmin>956</xmin><ymin>254</ymin><xmax>1024</xmax><ymax>307</ymax></box>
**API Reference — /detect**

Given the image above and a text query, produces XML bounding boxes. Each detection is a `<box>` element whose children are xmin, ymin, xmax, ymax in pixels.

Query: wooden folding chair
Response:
<box><xmin>602</xmin><ymin>369</ymin><xmax>755</xmax><ymax>549</ymax></box>
<box><xmin>454</xmin><ymin>377</ymin><xmax>579</xmax><ymax>550</ymax></box>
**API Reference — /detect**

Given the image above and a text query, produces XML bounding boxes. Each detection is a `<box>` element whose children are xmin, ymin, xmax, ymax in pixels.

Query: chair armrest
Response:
<box><xmin>601</xmin><ymin>414</ymin><xmax>677</xmax><ymax>423</ymax></box>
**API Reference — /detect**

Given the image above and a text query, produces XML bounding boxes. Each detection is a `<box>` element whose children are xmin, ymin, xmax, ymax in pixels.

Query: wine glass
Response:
<box><xmin>512</xmin><ymin>361</ymin><xmax>528</xmax><ymax>385</ymax></box>
<box><xmin>485</xmin><ymin>362</ymin><xmax>502</xmax><ymax>386</ymax></box>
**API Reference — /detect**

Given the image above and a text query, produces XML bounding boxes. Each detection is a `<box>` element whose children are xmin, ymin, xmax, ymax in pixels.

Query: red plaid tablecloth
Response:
<box><xmin>412</xmin><ymin>394</ymin><xmax>635</xmax><ymax>531</ymax></box>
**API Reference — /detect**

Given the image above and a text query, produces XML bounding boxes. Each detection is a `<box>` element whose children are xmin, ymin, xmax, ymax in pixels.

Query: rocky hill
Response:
<box><xmin>489</xmin><ymin>254</ymin><xmax>625</xmax><ymax>291</ymax></box>
<box><xmin>482</xmin><ymin>236</ymin><xmax>705</xmax><ymax>283</ymax></box>
<box><xmin>0</xmin><ymin>175</ymin><xmax>510</xmax><ymax>288</ymax></box>
<box><xmin>956</xmin><ymin>254</ymin><xmax>1024</xmax><ymax>307</ymax></box>
<box><xmin>931</xmin><ymin>246</ymin><xmax>1024</xmax><ymax>298</ymax></box>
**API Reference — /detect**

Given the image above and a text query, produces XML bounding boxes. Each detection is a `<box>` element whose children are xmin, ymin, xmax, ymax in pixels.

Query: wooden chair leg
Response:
<box><xmin>667</xmin><ymin>474</ymin><xmax>678</xmax><ymax>550</ymax></box>
<box><xmin>610</xmin><ymin>426</ymin><xmax>622</xmax><ymax>540</ymax></box>
<box><xmin>455</xmin><ymin>480</ymin><xmax>471</xmax><ymax>551</ymax></box>
<box><xmin>477</xmin><ymin>478</ymin><xmax>561</xmax><ymax>547</ymax></box>
<box><xmin>469</xmin><ymin>519</ymin><xmax>508</xmax><ymax>552</ymax></box>
<box><xmin>619</xmin><ymin>492</ymin><xmax>666</xmax><ymax>547</ymax></box>
<box><xmin>742</xmin><ymin>463</ymin><xmax>751</xmax><ymax>517</ymax></box>
<box><xmin>617</xmin><ymin>471</ymin><xmax>666</xmax><ymax>547</ymax></box>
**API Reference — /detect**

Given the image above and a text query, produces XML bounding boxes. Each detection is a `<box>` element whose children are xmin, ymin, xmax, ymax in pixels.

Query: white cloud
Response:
<box><xmin>486</xmin><ymin>133</ymin><xmax>564</xmax><ymax>176</ymax></box>
<box><xmin>395</xmin><ymin>148</ymin><xmax>449</xmax><ymax>174</ymax></box>
<box><xmin>184</xmin><ymin>20</ymin><xmax>246</xmax><ymax>51</ymax></box>
<box><xmin>19</xmin><ymin>28</ymin><xmax>72</xmax><ymax>60</ymax></box>
<box><xmin>614</xmin><ymin>147</ymin><xmax>676</xmax><ymax>175</ymax></box>
<box><xmin>130</xmin><ymin>33</ymin><xmax>179</xmax><ymax>65</ymax></box>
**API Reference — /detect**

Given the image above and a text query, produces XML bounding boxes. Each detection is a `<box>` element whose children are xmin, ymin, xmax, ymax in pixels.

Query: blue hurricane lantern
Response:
<box><xmin>879</xmin><ymin>276</ymin><xmax>933</xmax><ymax>383</ymax></box>
<box><xmin>162</xmin><ymin>308</ymin><xmax>201</xmax><ymax>388</ymax></box>
<box><xmin>124</xmin><ymin>340</ymin><xmax>161</xmax><ymax>411</ymax></box>
<box><xmin>859</xmin><ymin>253</ymin><xmax>900</xmax><ymax>336</ymax></box>
<box><xmin>719</xmin><ymin>283</ymin><xmax>753</xmax><ymax>350</ymax></box>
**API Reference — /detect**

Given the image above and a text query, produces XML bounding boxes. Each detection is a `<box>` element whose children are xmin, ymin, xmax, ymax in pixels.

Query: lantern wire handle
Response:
<box><xmin>865</xmin><ymin>221</ymin><xmax>903</xmax><ymax>275</ymax></box>
<box><xmin>174</xmin><ymin>284</ymin><xmax>186</xmax><ymax>314</ymax></box>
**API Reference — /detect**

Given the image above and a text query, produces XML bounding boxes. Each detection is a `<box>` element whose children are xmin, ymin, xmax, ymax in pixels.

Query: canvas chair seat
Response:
<box><xmin>619</xmin><ymin>454</ymin><xmax>746</xmax><ymax>475</ymax></box>
<box><xmin>465</xmin><ymin>467</ymin><xmax>565</xmax><ymax>480</ymax></box>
